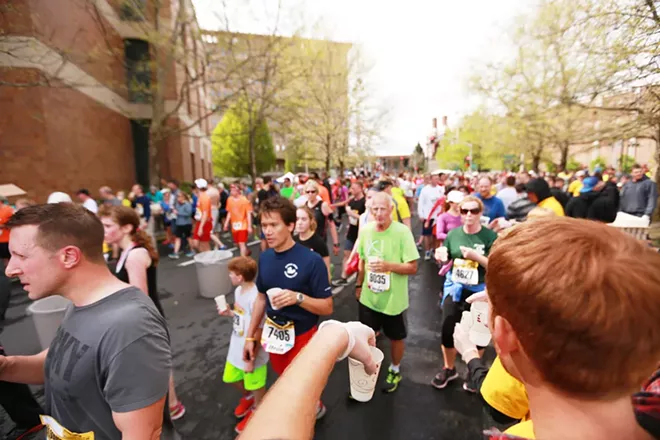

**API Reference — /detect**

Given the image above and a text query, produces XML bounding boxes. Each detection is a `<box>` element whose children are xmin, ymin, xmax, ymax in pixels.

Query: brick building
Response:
<box><xmin>0</xmin><ymin>0</ymin><xmax>213</xmax><ymax>202</ymax></box>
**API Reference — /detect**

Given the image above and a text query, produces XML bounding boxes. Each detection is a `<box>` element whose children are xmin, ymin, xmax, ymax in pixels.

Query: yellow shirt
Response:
<box><xmin>505</xmin><ymin>420</ymin><xmax>535</xmax><ymax>438</ymax></box>
<box><xmin>538</xmin><ymin>196</ymin><xmax>565</xmax><ymax>216</ymax></box>
<box><xmin>568</xmin><ymin>180</ymin><xmax>583</xmax><ymax>197</ymax></box>
<box><xmin>481</xmin><ymin>357</ymin><xmax>530</xmax><ymax>420</ymax></box>
<box><xmin>391</xmin><ymin>192</ymin><xmax>411</xmax><ymax>222</ymax></box>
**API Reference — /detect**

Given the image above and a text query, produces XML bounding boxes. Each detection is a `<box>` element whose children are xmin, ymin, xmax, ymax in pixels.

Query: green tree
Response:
<box><xmin>590</xmin><ymin>156</ymin><xmax>607</xmax><ymax>171</ymax></box>
<box><xmin>619</xmin><ymin>154</ymin><xmax>636</xmax><ymax>174</ymax></box>
<box><xmin>212</xmin><ymin>100</ymin><xmax>275</xmax><ymax>177</ymax></box>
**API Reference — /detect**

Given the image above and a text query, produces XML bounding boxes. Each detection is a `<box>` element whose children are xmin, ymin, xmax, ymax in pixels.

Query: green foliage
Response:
<box><xmin>212</xmin><ymin>100</ymin><xmax>275</xmax><ymax>178</ymax></box>
<box><xmin>566</xmin><ymin>157</ymin><xmax>582</xmax><ymax>172</ymax></box>
<box><xmin>545</xmin><ymin>161</ymin><xmax>557</xmax><ymax>173</ymax></box>
<box><xmin>590</xmin><ymin>156</ymin><xmax>607</xmax><ymax>171</ymax></box>
<box><xmin>619</xmin><ymin>154</ymin><xmax>636</xmax><ymax>174</ymax></box>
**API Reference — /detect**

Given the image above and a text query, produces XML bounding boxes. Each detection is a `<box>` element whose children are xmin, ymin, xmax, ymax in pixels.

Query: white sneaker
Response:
<box><xmin>424</xmin><ymin>251</ymin><xmax>431</xmax><ymax>261</ymax></box>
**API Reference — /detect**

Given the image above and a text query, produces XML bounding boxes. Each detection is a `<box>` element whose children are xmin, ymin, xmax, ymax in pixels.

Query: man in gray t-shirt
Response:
<box><xmin>0</xmin><ymin>203</ymin><xmax>172</xmax><ymax>440</ymax></box>
<box><xmin>44</xmin><ymin>287</ymin><xmax>170</xmax><ymax>439</ymax></box>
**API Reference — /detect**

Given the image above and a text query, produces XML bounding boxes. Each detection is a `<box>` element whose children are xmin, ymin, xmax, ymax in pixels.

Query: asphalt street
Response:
<box><xmin>0</xmin><ymin>219</ymin><xmax>501</xmax><ymax>440</ymax></box>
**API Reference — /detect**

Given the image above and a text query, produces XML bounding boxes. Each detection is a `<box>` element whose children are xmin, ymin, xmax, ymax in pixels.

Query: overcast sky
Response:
<box><xmin>193</xmin><ymin>0</ymin><xmax>532</xmax><ymax>156</ymax></box>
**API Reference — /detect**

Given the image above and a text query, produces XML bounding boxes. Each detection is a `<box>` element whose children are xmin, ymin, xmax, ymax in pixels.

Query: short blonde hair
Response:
<box><xmin>527</xmin><ymin>207</ymin><xmax>556</xmax><ymax>219</ymax></box>
<box><xmin>304</xmin><ymin>180</ymin><xmax>319</xmax><ymax>193</ymax></box>
<box><xmin>459</xmin><ymin>195</ymin><xmax>484</xmax><ymax>212</ymax></box>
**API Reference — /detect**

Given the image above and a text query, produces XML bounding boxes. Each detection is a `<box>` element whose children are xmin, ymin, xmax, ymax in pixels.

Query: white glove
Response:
<box><xmin>318</xmin><ymin>320</ymin><xmax>377</xmax><ymax>374</ymax></box>
<box><xmin>454</xmin><ymin>313</ymin><xmax>479</xmax><ymax>362</ymax></box>
<box><xmin>465</xmin><ymin>290</ymin><xmax>488</xmax><ymax>304</ymax></box>
<box><xmin>641</xmin><ymin>215</ymin><xmax>650</xmax><ymax>226</ymax></box>
<box><xmin>435</xmin><ymin>246</ymin><xmax>449</xmax><ymax>262</ymax></box>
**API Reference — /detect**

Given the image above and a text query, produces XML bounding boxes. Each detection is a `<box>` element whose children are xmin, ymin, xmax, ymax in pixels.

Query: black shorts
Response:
<box><xmin>422</xmin><ymin>220</ymin><xmax>434</xmax><ymax>236</ymax></box>
<box><xmin>175</xmin><ymin>224</ymin><xmax>192</xmax><ymax>240</ymax></box>
<box><xmin>441</xmin><ymin>292</ymin><xmax>487</xmax><ymax>350</ymax></box>
<box><xmin>358</xmin><ymin>302</ymin><xmax>407</xmax><ymax>340</ymax></box>
<box><xmin>0</xmin><ymin>242</ymin><xmax>9</xmax><ymax>260</ymax></box>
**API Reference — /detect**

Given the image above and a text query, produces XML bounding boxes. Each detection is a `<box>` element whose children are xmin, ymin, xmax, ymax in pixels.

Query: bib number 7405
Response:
<box><xmin>261</xmin><ymin>318</ymin><xmax>295</xmax><ymax>354</ymax></box>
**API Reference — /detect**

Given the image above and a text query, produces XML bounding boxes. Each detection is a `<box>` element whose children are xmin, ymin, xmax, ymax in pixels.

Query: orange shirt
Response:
<box><xmin>317</xmin><ymin>183</ymin><xmax>331</xmax><ymax>205</ymax></box>
<box><xmin>198</xmin><ymin>192</ymin><xmax>212</xmax><ymax>218</ymax></box>
<box><xmin>227</xmin><ymin>196</ymin><xmax>252</xmax><ymax>231</ymax></box>
<box><xmin>0</xmin><ymin>204</ymin><xmax>15</xmax><ymax>243</ymax></box>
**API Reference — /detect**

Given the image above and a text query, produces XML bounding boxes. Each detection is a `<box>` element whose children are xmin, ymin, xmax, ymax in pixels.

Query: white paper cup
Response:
<box><xmin>367</xmin><ymin>256</ymin><xmax>382</xmax><ymax>271</ymax></box>
<box><xmin>266</xmin><ymin>288</ymin><xmax>283</xmax><ymax>311</ymax></box>
<box><xmin>348</xmin><ymin>346</ymin><xmax>384</xmax><ymax>402</ymax></box>
<box><xmin>469</xmin><ymin>301</ymin><xmax>491</xmax><ymax>346</ymax></box>
<box><xmin>214</xmin><ymin>295</ymin><xmax>227</xmax><ymax>310</ymax></box>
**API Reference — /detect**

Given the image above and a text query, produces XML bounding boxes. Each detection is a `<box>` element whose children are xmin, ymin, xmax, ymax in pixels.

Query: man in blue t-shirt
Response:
<box><xmin>475</xmin><ymin>177</ymin><xmax>506</xmax><ymax>222</ymax></box>
<box><xmin>244</xmin><ymin>196</ymin><xmax>333</xmax><ymax>419</ymax></box>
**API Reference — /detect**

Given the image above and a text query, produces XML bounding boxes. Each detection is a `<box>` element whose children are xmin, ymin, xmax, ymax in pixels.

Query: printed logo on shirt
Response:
<box><xmin>48</xmin><ymin>329</ymin><xmax>90</xmax><ymax>382</ymax></box>
<box><xmin>284</xmin><ymin>263</ymin><xmax>299</xmax><ymax>279</ymax></box>
<box><xmin>474</xmin><ymin>244</ymin><xmax>486</xmax><ymax>255</ymax></box>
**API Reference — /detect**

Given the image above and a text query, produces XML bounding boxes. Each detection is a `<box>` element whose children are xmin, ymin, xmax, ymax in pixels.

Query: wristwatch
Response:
<box><xmin>296</xmin><ymin>292</ymin><xmax>305</xmax><ymax>305</ymax></box>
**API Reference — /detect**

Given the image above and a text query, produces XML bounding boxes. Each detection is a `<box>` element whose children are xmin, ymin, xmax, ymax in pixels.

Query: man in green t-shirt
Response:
<box><xmin>279</xmin><ymin>177</ymin><xmax>294</xmax><ymax>200</ymax></box>
<box><xmin>356</xmin><ymin>192</ymin><xmax>419</xmax><ymax>393</ymax></box>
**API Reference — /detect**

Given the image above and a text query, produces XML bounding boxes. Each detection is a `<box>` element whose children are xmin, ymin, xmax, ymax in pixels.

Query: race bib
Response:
<box><xmin>349</xmin><ymin>216</ymin><xmax>358</xmax><ymax>226</ymax></box>
<box><xmin>232</xmin><ymin>306</ymin><xmax>245</xmax><ymax>337</ymax></box>
<box><xmin>367</xmin><ymin>271</ymin><xmax>391</xmax><ymax>293</ymax></box>
<box><xmin>261</xmin><ymin>318</ymin><xmax>295</xmax><ymax>354</ymax></box>
<box><xmin>40</xmin><ymin>415</ymin><xmax>94</xmax><ymax>440</ymax></box>
<box><xmin>194</xmin><ymin>208</ymin><xmax>202</xmax><ymax>221</ymax></box>
<box><xmin>232</xmin><ymin>221</ymin><xmax>244</xmax><ymax>230</ymax></box>
<box><xmin>452</xmin><ymin>258</ymin><xmax>479</xmax><ymax>285</ymax></box>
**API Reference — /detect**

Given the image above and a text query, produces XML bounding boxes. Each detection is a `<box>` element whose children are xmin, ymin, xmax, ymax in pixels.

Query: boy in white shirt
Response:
<box><xmin>217</xmin><ymin>256</ymin><xmax>268</xmax><ymax>434</ymax></box>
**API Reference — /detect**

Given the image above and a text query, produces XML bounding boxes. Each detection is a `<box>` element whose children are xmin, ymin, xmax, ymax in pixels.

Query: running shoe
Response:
<box><xmin>463</xmin><ymin>380</ymin><xmax>478</xmax><ymax>394</ymax></box>
<box><xmin>431</xmin><ymin>368</ymin><xmax>458</xmax><ymax>389</ymax></box>
<box><xmin>424</xmin><ymin>251</ymin><xmax>431</xmax><ymax>261</ymax></box>
<box><xmin>235</xmin><ymin>409</ymin><xmax>253</xmax><ymax>434</ymax></box>
<box><xmin>168</xmin><ymin>253</ymin><xmax>180</xmax><ymax>259</ymax></box>
<box><xmin>316</xmin><ymin>402</ymin><xmax>327</xmax><ymax>420</ymax></box>
<box><xmin>169</xmin><ymin>401</ymin><xmax>186</xmax><ymax>420</ymax></box>
<box><xmin>382</xmin><ymin>369</ymin><xmax>402</xmax><ymax>393</ymax></box>
<box><xmin>185</xmin><ymin>251</ymin><xmax>195</xmax><ymax>257</ymax></box>
<box><xmin>234</xmin><ymin>394</ymin><xmax>254</xmax><ymax>418</ymax></box>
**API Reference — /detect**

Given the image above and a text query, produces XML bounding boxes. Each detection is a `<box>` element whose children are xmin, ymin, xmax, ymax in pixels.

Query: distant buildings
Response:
<box><xmin>1</xmin><ymin>0</ymin><xmax>212</xmax><ymax>201</ymax></box>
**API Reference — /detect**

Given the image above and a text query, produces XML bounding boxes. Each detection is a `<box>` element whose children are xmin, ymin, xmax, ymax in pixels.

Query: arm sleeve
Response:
<box><xmin>317</xmin><ymin>237</ymin><xmax>329</xmax><ymax>257</ymax></box>
<box><xmin>401</xmin><ymin>227</ymin><xmax>421</xmax><ymax>263</ymax></box>
<box><xmin>308</xmin><ymin>256</ymin><xmax>332</xmax><ymax>299</ymax></box>
<box><xmin>436</xmin><ymin>214</ymin><xmax>448</xmax><ymax>240</ymax></box>
<box><xmin>645</xmin><ymin>181</ymin><xmax>658</xmax><ymax>216</ymax></box>
<box><xmin>467</xmin><ymin>358</ymin><xmax>490</xmax><ymax>392</ymax></box>
<box><xmin>357</xmin><ymin>230</ymin><xmax>365</xmax><ymax>260</ymax></box>
<box><xmin>255</xmin><ymin>255</ymin><xmax>266</xmax><ymax>294</ymax></box>
<box><xmin>103</xmin><ymin>332</ymin><xmax>171</xmax><ymax>413</ymax></box>
<box><xmin>417</xmin><ymin>189</ymin><xmax>426</xmax><ymax>218</ymax></box>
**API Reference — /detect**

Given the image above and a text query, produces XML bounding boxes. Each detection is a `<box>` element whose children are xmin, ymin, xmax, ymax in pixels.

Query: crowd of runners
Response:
<box><xmin>0</xmin><ymin>164</ymin><xmax>659</xmax><ymax>440</ymax></box>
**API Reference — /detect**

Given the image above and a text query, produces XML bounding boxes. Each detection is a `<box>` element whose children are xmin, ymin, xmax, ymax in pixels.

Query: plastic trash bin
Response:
<box><xmin>27</xmin><ymin>295</ymin><xmax>71</xmax><ymax>350</ymax></box>
<box><xmin>194</xmin><ymin>250</ymin><xmax>234</xmax><ymax>298</ymax></box>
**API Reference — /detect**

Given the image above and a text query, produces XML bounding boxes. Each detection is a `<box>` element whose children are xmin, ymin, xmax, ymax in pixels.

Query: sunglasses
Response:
<box><xmin>460</xmin><ymin>208</ymin><xmax>481</xmax><ymax>215</ymax></box>
<box><xmin>306</xmin><ymin>190</ymin><xmax>317</xmax><ymax>194</ymax></box>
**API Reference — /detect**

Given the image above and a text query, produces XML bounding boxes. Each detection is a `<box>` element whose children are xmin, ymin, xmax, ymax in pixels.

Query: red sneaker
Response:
<box><xmin>234</xmin><ymin>394</ymin><xmax>254</xmax><ymax>418</ymax></box>
<box><xmin>235</xmin><ymin>409</ymin><xmax>253</xmax><ymax>434</ymax></box>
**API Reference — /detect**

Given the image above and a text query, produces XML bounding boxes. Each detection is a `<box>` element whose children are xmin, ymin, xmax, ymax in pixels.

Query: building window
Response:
<box><xmin>119</xmin><ymin>0</ymin><xmax>146</xmax><ymax>21</ymax></box>
<box><xmin>190</xmin><ymin>152</ymin><xmax>196</xmax><ymax>179</ymax></box>
<box><xmin>124</xmin><ymin>39</ymin><xmax>151</xmax><ymax>103</ymax></box>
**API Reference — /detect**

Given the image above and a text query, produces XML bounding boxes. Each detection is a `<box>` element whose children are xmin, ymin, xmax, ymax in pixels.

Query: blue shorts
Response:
<box><xmin>344</xmin><ymin>239</ymin><xmax>355</xmax><ymax>251</ymax></box>
<box><xmin>422</xmin><ymin>220</ymin><xmax>434</xmax><ymax>236</ymax></box>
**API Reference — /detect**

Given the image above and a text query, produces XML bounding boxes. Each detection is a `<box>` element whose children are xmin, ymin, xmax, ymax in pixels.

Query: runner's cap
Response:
<box><xmin>195</xmin><ymin>178</ymin><xmax>208</xmax><ymax>189</ymax></box>
<box><xmin>446</xmin><ymin>190</ymin><xmax>464</xmax><ymax>204</ymax></box>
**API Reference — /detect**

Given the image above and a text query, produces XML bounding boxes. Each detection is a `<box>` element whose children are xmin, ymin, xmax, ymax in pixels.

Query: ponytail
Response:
<box><xmin>132</xmin><ymin>229</ymin><xmax>159</xmax><ymax>265</ymax></box>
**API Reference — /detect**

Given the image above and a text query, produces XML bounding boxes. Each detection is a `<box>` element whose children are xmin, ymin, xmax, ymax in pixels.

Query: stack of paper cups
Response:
<box><xmin>348</xmin><ymin>346</ymin><xmax>384</xmax><ymax>402</ymax></box>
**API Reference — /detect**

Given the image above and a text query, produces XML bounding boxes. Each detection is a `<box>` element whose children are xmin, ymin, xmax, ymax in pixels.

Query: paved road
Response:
<box><xmin>1</xmin><ymin>222</ymin><xmax>500</xmax><ymax>439</ymax></box>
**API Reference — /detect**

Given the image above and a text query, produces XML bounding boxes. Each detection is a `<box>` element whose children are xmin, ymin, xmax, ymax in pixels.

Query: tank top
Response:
<box><xmin>114</xmin><ymin>245</ymin><xmax>165</xmax><ymax>317</ymax></box>
<box><xmin>308</xmin><ymin>199</ymin><xmax>327</xmax><ymax>239</ymax></box>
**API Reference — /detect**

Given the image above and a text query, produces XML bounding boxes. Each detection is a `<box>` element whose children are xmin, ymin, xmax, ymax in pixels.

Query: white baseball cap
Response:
<box><xmin>194</xmin><ymin>178</ymin><xmax>208</xmax><ymax>189</ymax></box>
<box><xmin>47</xmin><ymin>192</ymin><xmax>73</xmax><ymax>204</ymax></box>
<box><xmin>446</xmin><ymin>190</ymin><xmax>464</xmax><ymax>204</ymax></box>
